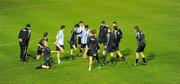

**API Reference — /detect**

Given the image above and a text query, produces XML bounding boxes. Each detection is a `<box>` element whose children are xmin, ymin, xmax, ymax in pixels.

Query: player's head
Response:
<box><xmin>74</xmin><ymin>24</ymin><xmax>80</xmax><ymax>28</ymax></box>
<box><xmin>134</xmin><ymin>25</ymin><xmax>140</xmax><ymax>32</ymax></box>
<box><xmin>43</xmin><ymin>32</ymin><xmax>48</xmax><ymax>37</ymax></box>
<box><xmin>90</xmin><ymin>29</ymin><xmax>96</xmax><ymax>36</ymax></box>
<box><xmin>60</xmin><ymin>25</ymin><xmax>65</xmax><ymax>30</ymax></box>
<box><xmin>113</xmin><ymin>21</ymin><xmax>117</xmax><ymax>27</ymax></box>
<box><xmin>26</xmin><ymin>24</ymin><xmax>31</xmax><ymax>29</ymax></box>
<box><xmin>113</xmin><ymin>26</ymin><xmax>118</xmax><ymax>30</ymax></box>
<box><xmin>79</xmin><ymin>21</ymin><xmax>84</xmax><ymax>24</ymax></box>
<box><xmin>85</xmin><ymin>25</ymin><xmax>89</xmax><ymax>30</ymax></box>
<box><xmin>108</xmin><ymin>27</ymin><xmax>113</xmax><ymax>32</ymax></box>
<box><xmin>102</xmin><ymin>21</ymin><xmax>106</xmax><ymax>25</ymax></box>
<box><xmin>79</xmin><ymin>21</ymin><xmax>84</xmax><ymax>27</ymax></box>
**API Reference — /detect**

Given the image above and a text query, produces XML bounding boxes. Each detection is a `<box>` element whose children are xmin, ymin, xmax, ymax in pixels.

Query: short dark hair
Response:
<box><xmin>134</xmin><ymin>25</ymin><xmax>140</xmax><ymax>31</ymax></box>
<box><xmin>113</xmin><ymin>21</ymin><xmax>117</xmax><ymax>24</ymax></box>
<box><xmin>79</xmin><ymin>21</ymin><xmax>84</xmax><ymax>24</ymax></box>
<box><xmin>74</xmin><ymin>24</ymin><xmax>80</xmax><ymax>28</ymax></box>
<box><xmin>85</xmin><ymin>25</ymin><xmax>89</xmax><ymax>28</ymax></box>
<box><xmin>26</xmin><ymin>24</ymin><xmax>31</xmax><ymax>27</ymax></box>
<box><xmin>61</xmin><ymin>25</ymin><xmax>65</xmax><ymax>29</ymax></box>
<box><xmin>102</xmin><ymin>21</ymin><xmax>106</xmax><ymax>24</ymax></box>
<box><xmin>43</xmin><ymin>32</ymin><xmax>48</xmax><ymax>37</ymax></box>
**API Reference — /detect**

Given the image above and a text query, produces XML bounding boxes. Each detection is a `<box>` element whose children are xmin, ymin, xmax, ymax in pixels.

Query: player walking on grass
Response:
<box><xmin>81</xmin><ymin>25</ymin><xmax>90</xmax><ymax>58</ymax></box>
<box><xmin>18</xmin><ymin>24</ymin><xmax>31</xmax><ymax>63</ymax></box>
<box><xmin>77</xmin><ymin>21</ymin><xmax>84</xmax><ymax>55</ymax></box>
<box><xmin>113</xmin><ymin>22</ymin><xmax>127</xmax><ymax>63</ymax></box>
<box><xmin>36</xmin><ymin>41</ymin><xmax>52</xmax><ymax>69</ymax></box>
<box><xmin>68</xmin><ymin>24</ymin><xmax>80</xmax><ymax>60</ymax></box>
<box><xmin>35</xmin><ymin>32</ymin><xmax>48</xmax><ymax>60</ymax></box>
<box><xmin>134</xmin><ymin>25</ymin><xmax>147</xmax><ymax>66</ymax></box>
<box><xmin>55</xmin><ymin>25</ymin><xmax>65</xmax><ymax>64</ymax></box>
<box><xmin>98</xmin><ymin>21</ymin><xmax>108</xmax><ymax>59</ymax></box>
<box><xmin>102</xmin><ymin>28</ymin><xmax>116</xmax><ymax>65</ymax></box>
<box><xmin>86</xmin><ymin>30</ymin><xmax>100</xmax><ymax>71</ymax></box>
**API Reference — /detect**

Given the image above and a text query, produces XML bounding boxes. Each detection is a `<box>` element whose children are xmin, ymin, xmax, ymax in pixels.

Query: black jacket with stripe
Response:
<box><xmin>18</xmin><ymin>27</ymin><xmax>31</xmax><ymax>45</ymax></box>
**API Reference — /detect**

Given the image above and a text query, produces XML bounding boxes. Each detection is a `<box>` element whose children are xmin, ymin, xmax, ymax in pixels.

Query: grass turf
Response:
<box><xmin>0</xmin><ymin>0</ymin><xmax>180</xmax><ymax>84</ymax></box>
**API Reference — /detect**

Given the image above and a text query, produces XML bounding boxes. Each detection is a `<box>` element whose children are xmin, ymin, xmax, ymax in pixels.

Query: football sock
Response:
<box><xmin>110</xmin><ymin>57</ymin><xmax>114</xmax><ymax>64</ymax></box>
<box><xmin>142</xmin><ymin>58</ymin><xmax>146</xmax><ymax>63</ymax></box>
<box><xmin>136</xmin><ymin>59</ymin><xmax>138</xmax><ymax>64</ymax></box>
<box><xmin>80</xmin><ymin>49</ymin><xmax>82</xmax><ymax>53</ymax></box>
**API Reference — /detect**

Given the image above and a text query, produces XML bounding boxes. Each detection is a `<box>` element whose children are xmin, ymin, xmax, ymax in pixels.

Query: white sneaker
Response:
<box><xmin>88</xmin><ymin>67</ymin><xmax>91</xmax><ymax>71</ymax></box>
<box><xmin>133</xmin><ymin>63</ymin><xmax>137</xmax><ymax>66</ymax></box>
<box><xmin>58</xmin><ymin>60</ymin><xmax>61</xmax><ymax>64</ymax></box>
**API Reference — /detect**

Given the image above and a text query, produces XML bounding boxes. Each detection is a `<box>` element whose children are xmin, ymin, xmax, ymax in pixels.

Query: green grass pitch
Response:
<box><xmin>0</xmin><ymin>0</ymin><xmax>180</xmax><ymax>84</ymax></box>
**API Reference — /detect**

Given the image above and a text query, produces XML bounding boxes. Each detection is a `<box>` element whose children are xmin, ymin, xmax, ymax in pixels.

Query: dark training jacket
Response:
<box><xmin>98</xmin><ymin>25</ymin><xmax>108</xmax><ymax>41</ymax></box>
<box><xmin>106</xmin><ymin>32</ymin><xmax>116</xmax><ymax>47</ymax></box>
<box><xmin>87</xmin><ymin>36</ymin><xmax>100</xmax><ymax>53</ymax></box>
<box><xmin>69</xmin><ymin>28</ymin><xmax>78</xmax><ymax>43</ymax></box>
<box><xmin>18</xmin><ymin>27</ymin><xmax>31</xmax><ymax>45</ymax></box>
<box><xmin>114</xmin><ymin>28</ymin><xmax>123</xmax><ymax>43</ymax></box>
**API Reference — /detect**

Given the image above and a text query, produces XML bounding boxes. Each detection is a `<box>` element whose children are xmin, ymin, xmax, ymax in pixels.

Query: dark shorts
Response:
<box><xmin>136</xmin><ymin>44</ymin><xmax>146</xmax><ymax>52</ymax></box>
<box><xmin>37</xmin><ymin>46</ymin><xmax>43</xmax><ymax>55</ymax></box>
<box><xmin>114</xmin><ymin>43</ymin><xmax>119</xmax><ymax>51</ymax></box>
<box><xmin>56</xmin><ymin>45</ymin><xmax>64</xmax><ymax>51</ymax></box>
<box><xmin>70</xmin><ymin>42</ymin><xmax>77</xmax><ymax>49</ymax></box>
<box><xmin>106</xmin><ymin>46</ymin><xmax>116</xmax><ymax>53</ymax></box>
<box><xmin>87</xmin><ymin>50</ymin><xmax>97</xmax><ymax>57</ymax></box>
<box><xmin>78</xmin><ymin>37</ymin><xmax>81</xmax><ymax>44</ymax></box>
<box><xmin>81</xmin><ymin>44</ymin><xmax>86</xmax><ymax>48</ymax></box>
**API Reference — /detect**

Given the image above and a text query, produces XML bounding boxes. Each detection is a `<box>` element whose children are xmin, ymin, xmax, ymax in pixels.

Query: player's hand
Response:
<box><xmin>19</xmin><ymin>38</ymin><xmax>22</xmax><ymax>42</ymax></box>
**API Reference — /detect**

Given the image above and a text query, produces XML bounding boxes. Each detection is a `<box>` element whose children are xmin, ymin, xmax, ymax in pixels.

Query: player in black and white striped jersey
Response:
<box><xmin>134</xmin><ymin>25</ymin><xmax>147</xmax><ymax>66</ymax></box>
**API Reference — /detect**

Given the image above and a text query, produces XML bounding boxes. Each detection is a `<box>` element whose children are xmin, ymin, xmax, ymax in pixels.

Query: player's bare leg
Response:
<box><xmin>36</xmin><ymin>55</ymin><xmax>41</xmax><ymax>60</ymax></box>
<box><xmin>83</xmin><ymin>48</ymin><xmax>88</xmax><ymax>59</ymax></box>
<box><xmin>88</xmin><ymin>56</ymin><xmax>93</xmax><ymax>71</ymax></box>
<box><xmin>140</xmin><ymin>52</ymin><xmax>147</xmax><ymax>65</ymax></box>
<box><xmin>134</xmin><ymin>53</ymin><xmax>140</xmax><ymax>66</ymax></box>
<box><xmin>116</xmin><ymin>51</ymin><xmax>127</xmax><ymax>63</ymax></box>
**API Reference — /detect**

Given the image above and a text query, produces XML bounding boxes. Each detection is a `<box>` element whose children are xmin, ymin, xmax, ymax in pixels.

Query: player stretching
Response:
<box><xmin>35</xmin><ymin>32</ymin><xmax>48</xmax><ymax>60</ymax></box>
<box><xmin>36</xmin><ymin>41</ymin><xmax>52</xmax><ymax>69</ymax></box>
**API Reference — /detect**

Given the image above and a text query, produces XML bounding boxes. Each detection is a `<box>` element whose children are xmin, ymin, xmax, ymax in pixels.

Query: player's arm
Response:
<box><xmin>105</xmin><ymin>34</ymin><xmax>110</xmax><ymax>48</ymax></box>
<box><xmin>96</xmin><ymin>39</ymin><xmax>100</xmax><ymax>52</ymax></box>
<box><xmin>98</xmin><ymin>26</ymin><xmax>102</xmax><ymax>38</ymax></box>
